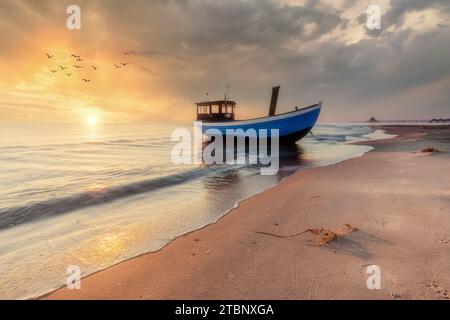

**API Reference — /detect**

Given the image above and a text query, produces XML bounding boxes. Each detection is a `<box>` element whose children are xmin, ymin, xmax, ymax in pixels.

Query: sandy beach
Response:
<box><xmin>44</xmin><ymin>125</ymin><xmax>450</xmax><ymax>300</ymax></box>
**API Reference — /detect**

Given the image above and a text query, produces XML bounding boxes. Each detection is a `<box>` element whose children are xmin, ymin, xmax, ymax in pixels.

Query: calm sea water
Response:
<box><xmin>0</xmin><ymin>123</ymin><xmax>393</xmax><ymax>299</ymax></box>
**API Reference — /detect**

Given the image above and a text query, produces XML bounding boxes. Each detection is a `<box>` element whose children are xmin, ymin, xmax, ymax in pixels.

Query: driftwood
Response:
<box><xmin>255</xmin><ymin>224</ymin><xmax>359</xmax><ymax>247</ymax></box>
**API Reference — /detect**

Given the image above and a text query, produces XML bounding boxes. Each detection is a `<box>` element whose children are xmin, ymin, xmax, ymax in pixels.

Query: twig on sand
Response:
<box><xmin>254</xmin><ymin>230</ymin><xmax>311</xmax><ymax>238</ymax></box>
<box><xmin>255</xmin><ymin>224</ymin><xmax>359</xmax><ymax>247</ymax></box>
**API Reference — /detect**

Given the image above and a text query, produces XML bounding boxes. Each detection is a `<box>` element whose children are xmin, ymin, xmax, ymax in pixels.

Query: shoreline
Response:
<box><xmin>35</xmin><ymin>126</ymin><xmax>382</xmax><ymax>300</ymax></box>
<box><xmin>3</xmin><ymin>124</ymin><xmax>384</xmax><ymax>300</ymax></box>
<box><xmin>43</xmin><ymin>125</ymin><xmax>450</xmax><ymax>300</ymax></box>
<box><xmin>31</xmin><ymin>125</ymin><xmax>380</xmax><ymax>300</ymax></box>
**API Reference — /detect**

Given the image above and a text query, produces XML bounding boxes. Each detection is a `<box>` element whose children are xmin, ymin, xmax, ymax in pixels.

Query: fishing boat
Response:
<box><xmin>195</xmin><ymin>86</ymin><xmax>322</xmax><ymax>143</ymax></box>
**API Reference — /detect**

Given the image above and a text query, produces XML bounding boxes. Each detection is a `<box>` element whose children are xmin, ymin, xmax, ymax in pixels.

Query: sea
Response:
<box><xmin>0</xmin><ymin>122</ymin><xmax>394</xmax><ymax>299</ymax></box>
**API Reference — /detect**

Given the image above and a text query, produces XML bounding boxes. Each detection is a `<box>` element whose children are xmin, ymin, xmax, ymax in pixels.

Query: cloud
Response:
<box><xmin>0</xmin><ymin>0</ymin><xmax>449</xmax><ymax>122</ymax></box>
<box><xmin>383</xmin><ymin>0</ymin><xmax>450</xmax><ymax>29</ymax></box>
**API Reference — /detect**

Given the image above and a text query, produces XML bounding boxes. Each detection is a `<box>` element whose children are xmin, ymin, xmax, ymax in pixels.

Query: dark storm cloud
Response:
<box><xmin>318</xmin><ymin>29</ymin><xmax>450</xmax><ymax>98</ymax></box>
<box><xmin>1</xmin><ymin>0</ymin><xmax>450</xmax><ymax>120</ymax></box>
<box><xmin>178</xmin><ymin>0</ymin><xmax>344</xmax><ymax>51</ymax></box>
<box><xmin>360</xmin><ymin>0</ymin><xmax>450</xmax><ymax>37</ymax></box>
<box><xmin>383</xmin><ymin>0</ymin><xmax>450</xmax><ymax>28</ymax></box>
<box><xmin>118</xmin><ymin>0</ymin><xmax>449</xmax><ymax>119</ymax></box>
<box><xmin>86</xmin><ymin>0</ymin><xmax>345</xmax><ymax>54</ymax></box>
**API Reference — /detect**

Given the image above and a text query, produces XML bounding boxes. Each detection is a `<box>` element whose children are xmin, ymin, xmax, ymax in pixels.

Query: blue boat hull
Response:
<box><xmin>201</xmin><ymin>102</ymin><xmax>322</xmax><ymax>142</ymax></box>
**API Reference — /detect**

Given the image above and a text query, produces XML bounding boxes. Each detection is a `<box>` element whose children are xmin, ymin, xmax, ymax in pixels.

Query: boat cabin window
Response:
<box><xmin>198</xmin><ymin>106</ymin><xmax>208</xmax><ymax>114</ymax></box>
<box><xmin>195</xmin><ymin>100</ymin><xmax>237</xmax><ymax>122</ymax></box>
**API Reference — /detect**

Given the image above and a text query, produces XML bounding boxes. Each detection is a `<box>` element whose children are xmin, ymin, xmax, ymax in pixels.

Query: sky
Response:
<box><xmin>0</xmin><ymin>0</ymin><xmax>449</xmax><ymax>123</ymax></box>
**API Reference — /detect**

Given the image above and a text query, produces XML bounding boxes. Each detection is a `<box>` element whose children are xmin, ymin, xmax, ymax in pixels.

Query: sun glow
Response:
<box><xmin>87</xmin><ymin>114</ymin><xmax>97</xmax><ymax>125</ymax></box>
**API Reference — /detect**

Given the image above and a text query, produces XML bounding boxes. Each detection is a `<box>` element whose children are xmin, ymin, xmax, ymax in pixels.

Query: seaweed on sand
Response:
<box><xmin>420</xmin><ymin>146</ymin><xmax>440</xmax><ymax>153</ymax></box>
<box><xmin>255</xmin><ymin>223</ymin><xmax>359</xmax><ymax>247</ymax></box>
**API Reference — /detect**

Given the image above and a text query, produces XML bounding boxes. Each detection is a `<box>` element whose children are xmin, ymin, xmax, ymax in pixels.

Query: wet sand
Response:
<box><xmin>44</xmin><ymin>125</ymin><xmax>450</xmax><ymax>300</ymax></box>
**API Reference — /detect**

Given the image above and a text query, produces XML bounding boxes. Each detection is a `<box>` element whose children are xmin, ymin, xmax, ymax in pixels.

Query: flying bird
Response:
<box><xmin>70</xmin><ymin>54</ymin><xmax>77</xmax><ymax>58</ymax></box>
<box><xmin>59</xmin><ymin>66</ymin><xmax>67</xmax><ymax>70</ymax></box>
<box><xmin>82</xmin><ymin>79</ymin><xmax>91</xmax><ymax>82</ymax></box>
<box><xmin>120</xmin><ymin>62</ymin><xmax>129</xmax><ymax>66</ymax></box>
<box><xmin>73</xmin><ymin>65</ymin><xmax>83</xmax><ymax>68</ymax></box>
<box><xmin>114</xmin><ymin>64</ymin><xmax>122</xmax><ymax>68</ymax></box>
<box><xmin>45</xmin><ymin>53</ymin><xmax>54</xmax><ymax>59</ymax></box>
<box><xmin>123</xmin><ymin>51</ymin><xmax>131</xmax><ymax>55</ymax></box>
<box><xmin>76</xmin><ymin>58</ymin><xmax>83</xmax><ymax>62</ymax></box>
<box><xmin>50</xmin><ymin>70</ymin><xmax>57</xmax><ymax>73</ymax></box>
<box><xmin>66</xmin><ymin>73</ymin><xmax>72</xmax><ymax>76</ymax></box>
<box><xmin>91</xmin><ymin>65</ymin><xmax>97</xmax><ymax>70</ymax></box>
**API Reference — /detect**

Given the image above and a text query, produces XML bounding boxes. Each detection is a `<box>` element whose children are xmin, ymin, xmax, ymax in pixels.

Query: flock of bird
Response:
<box><xmin>45</xmin><ymin>51</ymin><xmax>133</xmax><ymax>84</ymax></box>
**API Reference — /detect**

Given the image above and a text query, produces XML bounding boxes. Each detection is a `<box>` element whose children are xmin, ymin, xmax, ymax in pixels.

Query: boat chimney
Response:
<box><xmin>268</xmin><ymin>86</ymin><xmax>280</xmax><ymax>116</ymax></box>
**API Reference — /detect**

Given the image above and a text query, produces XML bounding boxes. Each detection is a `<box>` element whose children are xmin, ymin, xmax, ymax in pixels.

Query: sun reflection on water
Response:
<box><xmin>87</xmin><ymin>183</ymin><xmax>107</xmax><ymax>194</ymax></box>
<box><xmin>90</xmin><ymin>230</ymin><xmax>137</xmax><ymax>267</ymax></box>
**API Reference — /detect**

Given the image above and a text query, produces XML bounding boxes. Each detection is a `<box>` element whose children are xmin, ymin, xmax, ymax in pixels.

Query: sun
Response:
<box><xmin>87</xmin><ymin>114</ymin><xmax>97</xmax><ymax>125</ymax></box>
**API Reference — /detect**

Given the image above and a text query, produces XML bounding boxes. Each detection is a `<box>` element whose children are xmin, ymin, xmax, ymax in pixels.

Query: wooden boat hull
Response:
<box><xmin>201</xmin><ymin>102</ymin><xmax>322</xmax><ymax>142</ymax></box>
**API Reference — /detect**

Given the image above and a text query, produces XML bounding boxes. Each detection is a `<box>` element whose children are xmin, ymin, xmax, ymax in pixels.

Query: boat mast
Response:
<box><xmin>224</xmin><ymin>84</ymin><xmax>230</xmax><ymax>101</ymax></box>
<box><xmin>224</xmin><ymin>84</ymin><xmax>230</xmax><ymax>114</ymax></box>
<box><xmin>268</xmin><ymin>86</ymin><xmax>280</xmax><ymax>116</ymax></box>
